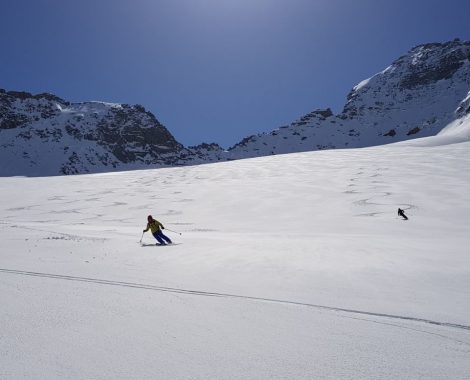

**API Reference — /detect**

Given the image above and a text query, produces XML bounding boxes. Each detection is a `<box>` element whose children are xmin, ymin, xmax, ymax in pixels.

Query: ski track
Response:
<box><xmin>347</xmin><ymin>165</ymin><xmax>419</xmax><ymax>217</ymax></box>
<box><xmin>1</xmin><ymin>267</ymin><xmax>469</xmax><ymax>345</ymax></box>
<box><xmin>6</xmin><ymin>224</ymin><xmax>107</xmax><ymax>242</ymax></box>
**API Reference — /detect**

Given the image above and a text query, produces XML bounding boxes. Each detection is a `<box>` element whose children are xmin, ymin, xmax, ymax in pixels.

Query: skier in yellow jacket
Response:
<box><xmin>143</xmin><ymin>215</ymin><xmax>172</xmax><ymax>245</ymax></box>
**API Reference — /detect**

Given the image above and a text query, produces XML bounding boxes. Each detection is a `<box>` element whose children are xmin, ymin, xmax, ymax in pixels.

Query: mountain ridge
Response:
<box><xmin>1</xmin><ymin>39</ymin><xmax>470</xmax><ymax>176</ymax></box>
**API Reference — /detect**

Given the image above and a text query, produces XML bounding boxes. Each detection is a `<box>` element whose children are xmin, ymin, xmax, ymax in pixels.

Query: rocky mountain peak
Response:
<box><xmin>343</xmin><ymin>39</ymin><xmax>470</xmax><ymax>117</ymax></box>
<box><xmin>225</xmin><ymin>39</ymin><xmax>470</xmax><ymax>159</ymax></box>
<box><xmin>0</xmin><ymin>91</ymin><xmax>191</xmax><ymax>175</ymax></box>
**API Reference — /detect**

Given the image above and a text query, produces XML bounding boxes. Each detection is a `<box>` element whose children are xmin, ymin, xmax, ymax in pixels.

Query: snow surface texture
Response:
<box><xmin>1</xmin><ymin>124</ymin><xmax>470</xmax><ymax>379</ymax></box>
<box><xmin>2</xmin><ymin>40</ymin><xmax>470</xmax><ymax>176</ymax></box>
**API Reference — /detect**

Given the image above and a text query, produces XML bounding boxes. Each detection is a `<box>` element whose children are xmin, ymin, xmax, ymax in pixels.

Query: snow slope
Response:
<box><xmin>398</xmin><ymin>94</ymin><xmax>470</xmax><ymax>147</ymax></box>
<box><xmin>1</xmin><ymin>123</ymin><xmax>470</xmax><ymax>378</ymax></box>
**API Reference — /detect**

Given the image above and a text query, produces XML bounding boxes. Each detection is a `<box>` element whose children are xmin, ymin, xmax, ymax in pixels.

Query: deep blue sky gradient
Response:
<box><xmin>1</xmin><ymin>0</ymin><xmax>470</xmax><ymax>147</ymax></box>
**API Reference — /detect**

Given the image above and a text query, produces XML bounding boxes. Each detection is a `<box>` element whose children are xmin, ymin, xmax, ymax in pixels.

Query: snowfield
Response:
<box><xmin>1</xmin><ymin>129</ymin><xmax>470</xmax><ymax>379</ymax></box>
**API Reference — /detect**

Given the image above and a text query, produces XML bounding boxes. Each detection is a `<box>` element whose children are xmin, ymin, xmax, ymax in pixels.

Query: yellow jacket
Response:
<box><xmin>144</xmin><ymin>219</ymin><xmax>164</xmax><ymax>233</ymax></box>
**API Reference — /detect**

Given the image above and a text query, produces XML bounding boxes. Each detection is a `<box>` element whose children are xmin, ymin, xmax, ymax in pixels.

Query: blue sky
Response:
<box><xmin>1</xmin><ymin>0</ymin><xmax>470</xmax><ymax>147</ymax></box>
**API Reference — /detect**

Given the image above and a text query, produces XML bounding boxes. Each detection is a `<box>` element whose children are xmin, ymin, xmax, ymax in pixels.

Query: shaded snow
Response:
<box><xmin>398</xmin><ymin>112</ymin><xmax>470</xmax><ymax>147</ymax></box>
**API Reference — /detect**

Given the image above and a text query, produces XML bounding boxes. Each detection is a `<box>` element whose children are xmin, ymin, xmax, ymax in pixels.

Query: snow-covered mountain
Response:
<box><xmin>0</xmin><ymin>91</ymin><xmax>191</xmax><ymax>175</ymax></box>
<box><xmin>227</xmin><ymin>39</ymin><xmax>470</xmax><ymax>157</ymax></box>
<box><xmin>1</xmin><ymin>39</ymin><xmax>470</xmax><ymax>175</ymax></box>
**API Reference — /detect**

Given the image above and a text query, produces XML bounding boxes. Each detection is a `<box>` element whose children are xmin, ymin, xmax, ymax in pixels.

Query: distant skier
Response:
<box><xmin>398</xmin><ymin>208</ymin><xmax>408</xmax><ymax>220</ymax></box>
<box><xmin>143</xmin><ymin>215</ymin><xmax>173</xmax><ymax>245</ymax></box>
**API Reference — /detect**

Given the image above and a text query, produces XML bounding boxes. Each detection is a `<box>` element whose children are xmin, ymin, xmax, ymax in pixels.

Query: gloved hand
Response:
<box><xmin>142</xmin><ymin>230</ymin><xmax>145</xmax><ymax>232</ymax></box>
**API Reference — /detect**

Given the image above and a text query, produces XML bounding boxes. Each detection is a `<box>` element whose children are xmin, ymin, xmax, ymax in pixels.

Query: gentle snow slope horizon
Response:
<box><xmin>1</xmin><ymin>127</ymin><xmax>469</xmax><ymax>378</ymax></box>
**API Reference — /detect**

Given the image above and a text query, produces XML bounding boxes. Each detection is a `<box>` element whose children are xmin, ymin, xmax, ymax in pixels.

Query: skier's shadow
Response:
<box><xmin>140</xmin><ymin>243</ymin><xmax>181</xmax><ymax>247</ymax></box>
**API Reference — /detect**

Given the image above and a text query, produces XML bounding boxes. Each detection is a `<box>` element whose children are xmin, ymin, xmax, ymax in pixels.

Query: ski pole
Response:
<box><xmin>164</xmin><ymin>228</ymin><xmax>182</xmax><ymax>235</ymax></box>
<box><xmin>139</xmin><ymin>231</ymin><xmax>144</xmax><ymax>243</ymax></box>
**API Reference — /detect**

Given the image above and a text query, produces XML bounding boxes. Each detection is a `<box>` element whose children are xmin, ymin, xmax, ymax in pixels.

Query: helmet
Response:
<box><xmin>147</xmin><ymin>215</ymin><xmax>153</xmax><ymax>222</ymax></box>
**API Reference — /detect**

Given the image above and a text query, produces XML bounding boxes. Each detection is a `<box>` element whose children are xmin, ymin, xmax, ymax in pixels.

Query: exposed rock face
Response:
<box><xmin>0</xmin><ymin>90</ymin><xmax>61</xmax><ymax>130</ymax></box>
<box><xmin>0</xmin><ymin>90</ymin><xmax>195</xmax><ymax>175</ymax></box>
<box><xmin>399</xmin><ymin>41</ymin><xmax>470</xmax><ymax>89</ymax></box>
<box><xmin>1</xmin><ymin>39</ymin><xmax>470</xmax><ymax>176</ymax></box>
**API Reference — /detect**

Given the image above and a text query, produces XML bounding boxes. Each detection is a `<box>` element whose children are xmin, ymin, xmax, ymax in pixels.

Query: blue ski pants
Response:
<box><xmin>153</xmin><ymin>230</ymin><xmax>172</xmax><ymax>245</ymax></box>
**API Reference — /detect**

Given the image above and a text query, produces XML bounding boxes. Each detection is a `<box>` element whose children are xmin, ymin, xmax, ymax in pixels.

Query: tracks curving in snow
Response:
<box><xmin>1</xmin><ymin>267</ymin><xmax>469</xmax><ymax>335</ymax></box>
